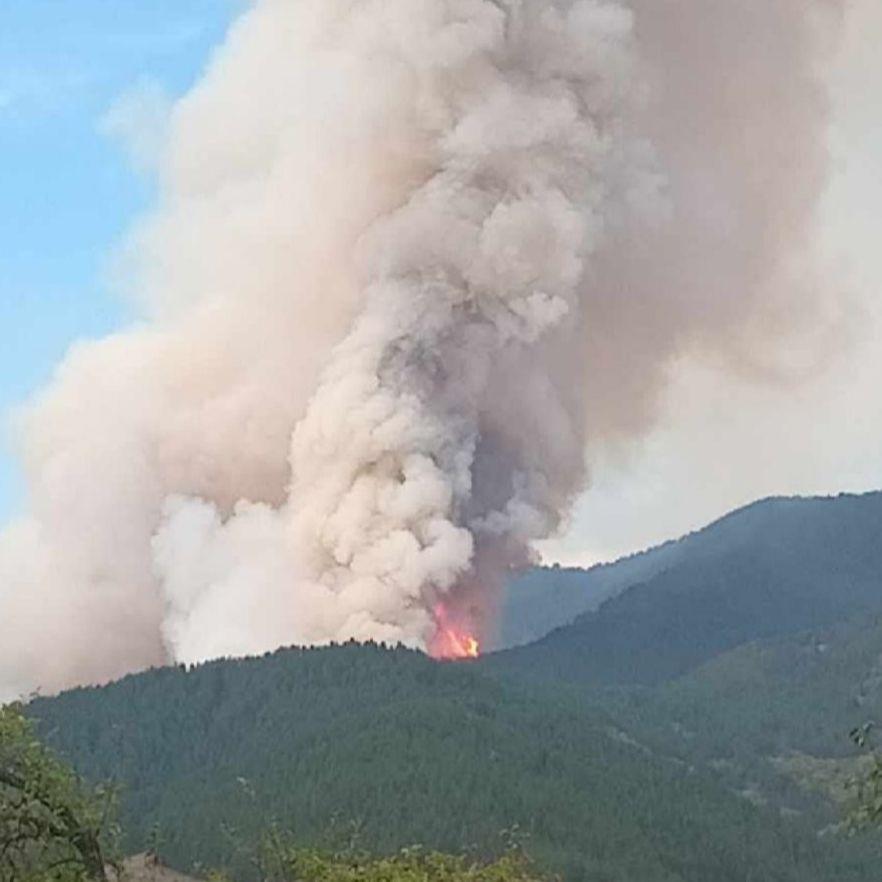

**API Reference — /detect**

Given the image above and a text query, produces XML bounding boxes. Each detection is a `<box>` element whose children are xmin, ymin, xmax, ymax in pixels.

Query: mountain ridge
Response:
<box><xmin>500</xmin><ymin>490</ymin><xmax>882</xmax><ymax>650</ymax></box>
<box><xmin>494</xmin><ymin>490</ymin><xmax>882</xmax><ymax>683</ymax></box>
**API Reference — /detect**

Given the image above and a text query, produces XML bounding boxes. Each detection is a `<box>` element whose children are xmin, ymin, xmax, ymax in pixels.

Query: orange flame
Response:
<box><xmin>430</xmin><ymin>602</ymin><xmax>480</xmax><ymax>660</ymax></box>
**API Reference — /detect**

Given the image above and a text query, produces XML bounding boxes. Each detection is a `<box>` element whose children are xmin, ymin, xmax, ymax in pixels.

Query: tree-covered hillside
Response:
<box><xmin>27</xmin><ymin>643</ymin><xmax>878</xmax><ymax>882</ymax></box>
<box><xmin>577</xmin><ymin>616</ymin><xmax>882</xmax><ymax>823</ymax></box>
<box><xmin>495</xmin><ymin>492</ymin><xmax>882</xmax><ymax>681</ymax></box>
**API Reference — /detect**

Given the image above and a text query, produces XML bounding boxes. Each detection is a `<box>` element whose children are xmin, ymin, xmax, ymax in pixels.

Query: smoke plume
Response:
<box><xmin>0</xmin><ymin>0</ymin><xmax>844</xmax><ymax>699</ymax></box>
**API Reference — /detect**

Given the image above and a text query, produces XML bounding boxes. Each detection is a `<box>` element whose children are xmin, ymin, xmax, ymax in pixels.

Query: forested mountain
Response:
<box><xmin>497</xmin><ymin>550</ymin><xmax>676</xmax><ymax>649</ymax></box>
<box><xmin>496</xmin><ymin>492</ymin><xmax>882</xmax><ymax>679</ymax></box>
<box><xmin>585</xmin><ymin>615</ymin><xmax>882</xmax><ymax>814</ymax></box>
<box><xmin>28</xmin><ymin>643</ymin><xmax>880</xmax><ymax>882</ymax></box>
<box><xmin>25</xmin><ymin>491</ymin><xmax>882</xmax><ymax>881</ymax></box>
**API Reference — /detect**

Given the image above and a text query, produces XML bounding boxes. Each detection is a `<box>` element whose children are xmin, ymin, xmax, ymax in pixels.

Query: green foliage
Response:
<box><xmin>202</xmin><ymin>831</ymin><xmax>549</xmax><ymax>882</ymax></box>
<box><xmin>844</xmin><ymin>723</ymin><xmax>882</xmax><ymax>832</ymax></box>
<box><xmin>261</xmin><ymin>845</ymin><xmax>549</xmax><ymax>882</ymax></box>
<box><xmin>0</xmin><ymin>703</ymin><xmax>117</xmax><ymax>882</ymax></box>
<box><xmin>206</xmin><ymin>825</ymin><xmax>550</xmax><ymax>882</ymax></box>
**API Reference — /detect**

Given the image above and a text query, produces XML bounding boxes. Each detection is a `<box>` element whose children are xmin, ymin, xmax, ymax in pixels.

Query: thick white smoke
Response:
<box><xmin>0</xmin><ymin>0</ymin><xmax>845</xmax><ymax>698</ymax></box>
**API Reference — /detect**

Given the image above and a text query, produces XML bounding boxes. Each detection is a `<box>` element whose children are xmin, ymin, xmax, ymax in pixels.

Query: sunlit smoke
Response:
<box><xmin>0</xmin><ymin>0</ymin><xmax>845</xmax><ymax>700</ymax></box>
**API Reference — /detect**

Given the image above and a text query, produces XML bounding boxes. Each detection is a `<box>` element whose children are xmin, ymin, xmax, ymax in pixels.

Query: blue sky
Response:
<box><xmin>0</xmin><ymin>1</ymin><xmax>241</xmax><ymax>522</ymax></box>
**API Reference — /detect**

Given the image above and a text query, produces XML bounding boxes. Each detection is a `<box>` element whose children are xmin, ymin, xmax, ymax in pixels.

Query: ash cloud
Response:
<box><xmin>0</xmin><ymin>0</ymin><xmax>845</xmax><ymax>699</ymax></box>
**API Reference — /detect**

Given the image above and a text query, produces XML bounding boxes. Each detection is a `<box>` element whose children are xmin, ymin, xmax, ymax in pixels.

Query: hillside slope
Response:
<box><xmin>587</xmin><ymin>615</ymin><xmax>882</xmax><ymax>820</ymax></box>
<box><xmin>28</xmin><ymin>643</ymin><xmax>876</xmax><ymax>882</ymax></box>
<box><xmin>494</xmin><ymin>492</ymin><xmax>882</xmax><ymax>683</ymax></box>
